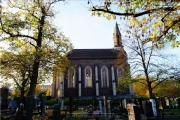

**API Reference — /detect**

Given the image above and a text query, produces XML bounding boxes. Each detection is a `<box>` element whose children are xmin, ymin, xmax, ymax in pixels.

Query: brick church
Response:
<box><xmin>51</xmin><ymin>23</ymin><xmax>134</xmax><ymax>100</ymax></box>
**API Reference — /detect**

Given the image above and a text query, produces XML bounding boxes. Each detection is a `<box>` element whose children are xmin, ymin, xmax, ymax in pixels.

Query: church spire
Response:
<box><xmin>113</xmin><ymin>22</ymin><xmax>122</xmax><ymax>50</ymax></box>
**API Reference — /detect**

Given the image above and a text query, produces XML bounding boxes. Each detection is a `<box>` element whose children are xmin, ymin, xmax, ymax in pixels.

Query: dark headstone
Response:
<box><xmin>93</xmin><ymin>99</ymin><xmax>99</xmax><ymax>110</ymax></box>
<box><xmin>40</xmin><ymin>98</ymin><xmax>45</xmax><ymax>115</ymax></box>
<box><xmin>53</xmin><ymin>104</ymin><xmax>60</xmax><ymax>120</ymax></box>
<box><xmin>69</xmin><ymin>96</ymin><xmax>73</xmax><ymax>114</ymax></box>
<box><xmin>33</xmin><ymin>98</ymin><xmax>37</xmax><ymax>110</ymax></box>
<box><xmin>26</xmin><ymin>96</ymin><xmax>33</xmax><ymax>120</ymax></box>
<box><xmin>15</xmin><ymin>103</ymin><xmax>26</xmax><ymax>120</ymax></box>
<box><xmin>142</xmin><ymin>100</ymin><xmax>154</xmax><ymax>117</ymax></box>
<box><xmin>177</xmin><ymin>98</ymin><xmax>180</xmax><ymax>109</ymax></box>
<box><xmin>16</xmin><ymin>97</ymin><xmax>22</xmax><ymax>108</ymax></box>
<box><xmin>0</xmin><ymin>88</ymin><xmax>9</xmax><ymax>110</ymax></box>
<box><xmin>135</xmin><ymin>98</ymin><xmax>143</xmax><ymax>114</ymax></box>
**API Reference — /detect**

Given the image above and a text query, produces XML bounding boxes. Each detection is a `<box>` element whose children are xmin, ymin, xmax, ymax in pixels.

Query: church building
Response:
<box><xmin>51</xmin><ymin>23</ymin><xmax>134</xmax><ymax>101</ymax></box>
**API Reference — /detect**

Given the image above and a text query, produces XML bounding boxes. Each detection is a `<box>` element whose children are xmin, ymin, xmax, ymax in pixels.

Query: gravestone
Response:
<box><xmin>127</xmin><ymin>103</ymin><xmax>141</xmax><ymax>120</ymax></box>
<box><xmin>135</xmin><ymin>98</ymin><xmax>143</xmax><ymax>114</ymax></box>
<box><xmin>33</xmin><ymin>98</ymin><xmax>37</xmax><ymax>110</ymax></box>
<box><xmin>157</xmin><ymin>98</ymin><xmax>164</xmax><ymax>120</ymax></box>
<box><xmin>15</xmin><ymin>103</ymin><xmax>26</xmax><ymax>120</ymax></box>
<box><xmin>0</xmin><ymin>88</ymin><xmax>9</xmax><ymax>110</ymax></box>
<box><xmin>177</xmin><ymin>98</ymin><xmax>180</xmax><ymax>109</ymax></box>
<box><xmin>165</xmin><ymin>97</ymin><xmax>170</xmax><ymax>108</ymax></box>
<box><xmin>150</xmin><ymin>99</ymin><xmax>157</xmax><ymax>117</ymax></box>
<box><xmin>103</xmin><ymin>96</ymin><xmax>108</xmax><ymax>115</ymax></box>
<box><xmin>16</xmin><ymin>97</ymin><xmax>22</xmax><ymax>108</ymax></box>
<box><xmin>8</xmin><ymin>98</ymin><xmax>17</xmax><ymax>114</ymax></box>
<box><xmin>169</xmin><ymin>97</ymin><xmax>174</xmax><ymax>108</ymax></box>
<box><xmin>53</xmin><ymin>104</ymin><xmax>60</xmax><ymax>120</ymax></box>
<box><xmin>161</xmin><ymin>97</ymin><xmax>166</xmax><ymax>109</ymax></box>
<box><xmin>26</xmin><ymin>96</ymin><xmax>33</xmax><ymax>120</ymax></box>
<box><xmin>142</xmin><ymin>100</ymin><xmax>154</xmax><ymax>117</ymax></box>
<box><xmin>93</xmin><ymin>99</ymin><xmax>99</xmax><ymax>110</ymax></box>
<box><xmin>40</xmin><ymin>98</ymin><xmax>45</xmax><ymax>115</ymax></box>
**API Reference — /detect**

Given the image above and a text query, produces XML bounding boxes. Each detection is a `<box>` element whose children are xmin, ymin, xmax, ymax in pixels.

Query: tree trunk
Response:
<box><xmin>27</xmin><ymin>61</ymin><xmax>39</xmax><ymax>96</ymax></box>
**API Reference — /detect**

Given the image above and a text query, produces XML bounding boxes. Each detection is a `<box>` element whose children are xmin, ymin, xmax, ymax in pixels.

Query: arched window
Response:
<box><xmin>101</xmin><ymin>66</ymin><xmax>109</xmax><ymax>87</ymax></box>
<box><xmin>68</xmin><ymin>68</ymin><xmax>75</xmax><ymax>88</ymax></box>
<box><xmin>84</xmin><ymin>66</ymin><xmax>92</xmax><ymax>87</ymax></box>
<box><xmin>117</xmin><ymin>66</ymin><xmax>123</xmax><ymax>82</ymax></box>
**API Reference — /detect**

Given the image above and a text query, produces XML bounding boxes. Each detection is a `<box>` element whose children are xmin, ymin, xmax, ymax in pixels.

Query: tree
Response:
<box><xmin>88</xmin><ymin>0</ymin><xmax>180</xmax><ymax>47</ymax></box>
<box><xmin>0</xmin><ymin>49</ymin><xmax>35</xmax><ymax>97</ymax></box>
<box><xmin>0</xmin><ymin>0</ymin><xmax>72</xmax><ymax>96</ymax></box>
<box><xmin>116</xmin><ymin>25</ymin><xmax>179</xmax><ymax>98</ymax></box>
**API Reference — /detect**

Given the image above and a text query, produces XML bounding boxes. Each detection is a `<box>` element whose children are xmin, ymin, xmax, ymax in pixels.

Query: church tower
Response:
<box><xmin>113</xmin><ymin>22</ymin><xmax>122</xmax><ymax>50</ymax></box>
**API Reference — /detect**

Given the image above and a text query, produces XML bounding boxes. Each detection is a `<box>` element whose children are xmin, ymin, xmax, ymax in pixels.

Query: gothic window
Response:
<box><xmin>68</xmin><ymin>68</ymin><xmax>75</xmax><ymax>88</ymax></box>
<box><xmin>117</xmin><ymin>67</ymin><xmax>123</xmax><ymax>82</ymax></box>
<box><xmin>85</xmin><ymin>66</ymin><xmax>92</xmax><ymax>87</ymax></box>
<box><xmin>101</xmin><ymin>66</ymin><xmax>109</xmax><ymax>87</ymax></box>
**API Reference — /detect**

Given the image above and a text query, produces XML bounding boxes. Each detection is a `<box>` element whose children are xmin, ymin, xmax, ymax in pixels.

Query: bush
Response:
<box><xmin>46</xmin><ymin>98</ymin><xmax>56</xmax><ymax>106</ymax></box>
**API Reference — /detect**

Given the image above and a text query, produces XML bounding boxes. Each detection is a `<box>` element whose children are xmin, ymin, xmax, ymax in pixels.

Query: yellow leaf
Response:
<box><xmin>142</xmin><ymin>27</ymin><xmax>148</xmax><ymax>32</ymax></box>
<box><xmin>159</xmin><ymin>43</ymin><xmax>164</xmax><ymax>48</ymax></box>
<box><xmin>106</xmin><ymin>14</ymin><xmax>111</xmax><ymax>20</ymax></box>
<box><xmin>112</xmin><ymin>15</ymin><xmax>116</xmax><ymax>19</ymax></box>
<box><xmin>142</xmin><ymin>17</ymin><xmax>147</xmax><ymax>24</ymax></box>
<box><xmin>91</xmin><ymin>12</ymin><xmax>95</xmax><ymax>16</ymax></box>
<box><xmin>119</xmin><ymin>5</ymin><xmax>123</xmax><ymax>10</ymax></box>
<box><xmin>130</xmin><ymin>21</ymin><xmax>135</xmax><ymax>27</ymax></box>
<box><xmin>172</xmin><ymin>41</ymin><xmax>175</xmax><ymax>48</ymax></box>
<box><xmin>175</xmin><ymin>41</ymin><xmax>179</xmax><ymax>47</ymax></box>
<box><xmin>152</xmin><ymin>29</ymin><xmax>158</xmax><ymax>39</ymax></box>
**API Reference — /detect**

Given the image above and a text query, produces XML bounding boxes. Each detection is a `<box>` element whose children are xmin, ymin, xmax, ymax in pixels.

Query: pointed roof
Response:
<box><xmin>114</xmin><ymin>22</ymin><xmax>121</xmax><ymax>36</ymax></box>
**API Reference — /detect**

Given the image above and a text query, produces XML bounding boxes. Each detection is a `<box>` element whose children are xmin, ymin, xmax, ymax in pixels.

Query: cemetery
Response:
<box><xmin>1</xmin><ymin>87</ymin><xmax>180</xmax><ymax>120</ymax></box>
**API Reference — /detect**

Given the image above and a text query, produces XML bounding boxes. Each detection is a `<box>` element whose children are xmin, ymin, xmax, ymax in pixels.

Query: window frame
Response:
<box><xmin>101</xmin><ymin>66</ymin><xmax>109</xmax><ymax>87</ymax></box>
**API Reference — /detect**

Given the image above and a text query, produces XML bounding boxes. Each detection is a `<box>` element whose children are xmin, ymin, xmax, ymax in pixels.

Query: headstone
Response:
<box><xmin>8</xmin><ymin>98</ymin><xmax>17</xmax><ymax>114</ymax></box>
<box><xmin>61</xmin><ymin>99</ymin><xmax>64</xmax><ymax>110</ymax></box>
<box><xmin>33</xmin><ymin>98</ymin><xmax>37</xmax><ymax>110</ymax></box>
<box><xmin>15</xmin><ymin>103</ymin><xmax>26</xmax><ymax>120</ymax></box>
<box><xmin>150</xmin><ymin>99</ymin><xmax>157</xmax><ymax>117</ymax></box>
<box><xmin>99</xmin><ymin>100</ymin><xmax>102</xmax><ymax>114</ymax></box>
<box><xmin>135</xmin><ymin>98</ymin><xmax>143</xmax><ymax>114</ymax></box>
<box><xmin>122</xmin><ymin>99</ymin><xmax>127</xmax><ymax>108</ymax></box>
<box><xmin>177</xmin><ymin>98</ymin><xmax>180</xmax><ymax>109</ymax></box>
<box><xmin>161</xmin><ymin>97</ymin><xmax>166</xmax><ymax>109</ymax></box>
<box><xmin>165</xmin><ymin>97</ymin><xmax>170</xmax><ymax>108</ymax></box>
<box><xmin>53</xmin><ymin>104</ymin><xmax>60</xmax><ymax>120</ymax></box>
<box><xmin>40</xmin><ymin>98</ymin><xmax>45</xmax><ymax>115</ymax></box>
<box><xmin>93</xmin><ymin>99</ymin><xmax>99</xmax><ymax>110</ymax></box>
<box><xmin>142</xmin><ymin>100</ymin><xmax>154</xmax><ymax>117</ymax></box>
<box><xmin>103</xmin><ymin>96</ymin><xmax>108</xmax><ymax>115</ymax></box>
<box><xmin>16</xmin><ymin>97</ymin><xmax>22</xmax><ymax>108</ymax></box>
<box><xmin>107</xmin><ymin>100</ymin><xmax>111</xmax><ymax>113</ymax></box>
<box><xmin>0</xmin><ymin>88</ymin><xmax>9</xmax><ymax>110</ymax></box>
<box><xmin>169</xmin><ymin>97</ymin><xmax>174</xmax><ymax>108</ymax></box>
<box><xmin>26</xmin><ymin>96</ymin><xmax>33</xmax><ymax>120</ymax></box>
<box><xmin>127</xmin><ymin>103</ymin><xmax>141</xmax><ymax>120</ymax></box>
<box><xmin>69</xmin><ymin>96</ymin><xmax>73</xmax><ymax>114</ymax></box>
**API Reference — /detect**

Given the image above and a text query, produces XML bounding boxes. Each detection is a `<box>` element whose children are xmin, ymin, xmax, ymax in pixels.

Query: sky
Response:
<box><xmin>53</xmin><ymin>1</ymin><xmax>117</xmax><ymax>49</ymax></box>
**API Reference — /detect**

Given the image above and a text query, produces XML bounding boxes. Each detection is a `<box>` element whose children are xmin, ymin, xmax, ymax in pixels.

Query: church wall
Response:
<box><xmin>63</xmin><ymin>58</ymin><xmax>119</xmax><ymax>97</ymax></box>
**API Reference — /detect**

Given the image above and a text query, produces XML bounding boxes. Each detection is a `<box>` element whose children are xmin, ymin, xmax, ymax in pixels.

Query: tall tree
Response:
<box><xmin>0</xmin><ymin>0</ymin><xmax>72</xmax><ymax>96</ymax></box>
<box><xmin>88</xmin><ymin>0</ymin><xmax>180</xmax><ymax>47</ymax></box>
<box><xmin>116</xmin><ymin>25</ymin><xmax>178</xmax><ymax>98</ymax></box>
